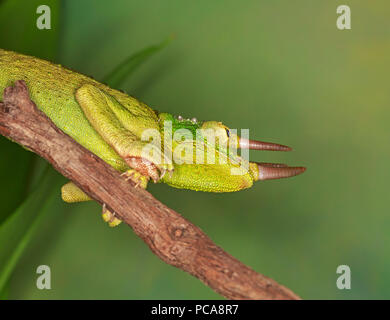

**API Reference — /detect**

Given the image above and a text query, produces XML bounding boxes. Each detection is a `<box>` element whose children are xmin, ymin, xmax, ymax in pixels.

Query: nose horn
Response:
<box><xmin>239</xmin><ymin>138</ymin><xmax>292</xmax><ymax>151</ymax></box>
<box><xmin>256</xmin><ymin>163</ymin><xmax>306</xmax><ymax>181</ymax></box>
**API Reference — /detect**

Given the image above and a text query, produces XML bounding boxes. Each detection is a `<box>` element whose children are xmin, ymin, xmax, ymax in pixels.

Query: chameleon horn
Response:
<box><xmin>255</xmin><ymin>163</ymin><xmax>306</xmax><ymax>181</ymax></box>
<box><xmin>239</xmin><ymin>138</ymin><xmax>292</xmax><ymax>151</ymax></box>
<box><xmin>257</xmin><ymin>162</ymin><xmax>288</xmax><ymax>168</ymax></box>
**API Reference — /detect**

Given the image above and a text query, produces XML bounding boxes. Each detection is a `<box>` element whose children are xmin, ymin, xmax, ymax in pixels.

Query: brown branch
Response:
<box><xmin>0</xmin><ymin>80</ymin><xmax>300</xmax><ymax>300</ymax></box>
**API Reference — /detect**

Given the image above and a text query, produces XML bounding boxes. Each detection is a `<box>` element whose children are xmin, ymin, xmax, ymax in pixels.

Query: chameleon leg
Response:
<box><xmin>73</xmin><ymin>84</ymin><xmax>171</xmax><ymax>227</ymax></box>
<box><xmin>61</xmin><ymin>182</ymin><xmax>123</xmax><ymax>227</ymax></box>
<box><xmin>103</xmin><ymin>168</ymin><xmax>149</xmax><ymax>227</ymax></box>
<box><xmin>75</xmin><ymin>84</ymin><xmax>173</xmax><ymax>183</ymax></box>
<box><xmin>102</xmin><ymin>171</ymin><xmax>149</xmax><ymax>227</ymax></box>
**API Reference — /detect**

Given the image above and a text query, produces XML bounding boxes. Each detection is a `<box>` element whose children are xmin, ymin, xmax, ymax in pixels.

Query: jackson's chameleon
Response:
<box><xmin>0</xmin><ymin>49</ymin><xmax>305</xmax><ymax>226</ymax></box>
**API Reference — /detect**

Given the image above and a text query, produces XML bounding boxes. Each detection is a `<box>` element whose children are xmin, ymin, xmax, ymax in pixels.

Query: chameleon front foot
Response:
<box><xmin>125</xmin><ymin>156</ymin><xmax>173</xmax><ymax>183</ymax></box>
<box><xmin>121</xmin><ymin>168</ymin><xmax>149</xmax><ymax>188</ymax></box>
<box><xmin>102</xmin><ymin>204</ymin><xmax>122</xmax><ymax>227</ymax></box>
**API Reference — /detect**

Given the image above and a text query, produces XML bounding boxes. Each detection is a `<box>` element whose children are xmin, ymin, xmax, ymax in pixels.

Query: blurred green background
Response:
<box><xmin>1</xmin><ymin>0</ymin><xmax>389</xmax><ymax>299</ymax></box>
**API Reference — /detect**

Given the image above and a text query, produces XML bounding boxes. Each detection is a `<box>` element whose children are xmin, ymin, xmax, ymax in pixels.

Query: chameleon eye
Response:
<box><xmin>225</xmin><ymin>128</ymin><xmax>230</xmax><ymax>138</ymax></box>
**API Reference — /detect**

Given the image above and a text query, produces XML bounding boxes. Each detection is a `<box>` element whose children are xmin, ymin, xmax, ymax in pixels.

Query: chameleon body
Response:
<box><xmin>0</xmin><ymin>49</ymin><xmax>305</xmax><ymax>226</ymax></box>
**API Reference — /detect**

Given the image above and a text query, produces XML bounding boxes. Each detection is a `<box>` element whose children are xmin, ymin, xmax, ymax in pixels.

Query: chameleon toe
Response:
<box><xmin>102</xmin><ymin>205</ymin><xmax>122</xmax><ymax>227</ymax></box>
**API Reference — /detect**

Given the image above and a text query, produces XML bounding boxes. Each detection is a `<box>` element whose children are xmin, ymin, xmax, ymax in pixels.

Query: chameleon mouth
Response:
<box><xmin>239</xmin><ymin>137</ymin><xmax>306</xmax><ymax>181</ymax></box>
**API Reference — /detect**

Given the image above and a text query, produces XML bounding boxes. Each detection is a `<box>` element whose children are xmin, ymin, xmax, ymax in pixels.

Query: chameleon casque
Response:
<box><xmin>0</xmin><ymin>49</ymin><xmax>306</xmax><ymax>226</ymax></box>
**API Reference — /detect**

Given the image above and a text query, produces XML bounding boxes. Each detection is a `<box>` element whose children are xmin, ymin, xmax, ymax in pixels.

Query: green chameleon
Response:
<box><xmin>0</xmin><ymin>49</ymin><xmax>305</xmax><ymax>226</ymax></box>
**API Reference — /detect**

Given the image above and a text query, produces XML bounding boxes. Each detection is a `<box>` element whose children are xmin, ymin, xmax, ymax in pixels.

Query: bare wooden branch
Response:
<box><xmin>0</xmin><ymin>80</ymin><xmax>300</xmax><ymax>300</ymax></box>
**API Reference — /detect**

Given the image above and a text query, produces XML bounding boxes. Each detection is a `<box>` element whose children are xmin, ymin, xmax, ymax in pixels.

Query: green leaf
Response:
<box><xmin>0</xmin><ymin>168</ymin><xmax>63</xmax><ymax>293</ymax></box>
<box><xmin>103</xmin><ymin>36</ymin><xmax>173</xmax><ymax>88</ymax></box>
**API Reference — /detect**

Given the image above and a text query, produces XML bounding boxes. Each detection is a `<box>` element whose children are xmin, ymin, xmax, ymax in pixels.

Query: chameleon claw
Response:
<box><xmin>108</xmin><ymin>217</ymin><xmax>122</xmax><ymax>227</ymax></box>
<box><xmin>121</xmin><ymin>169</ymin><xmax>149</xmax><ymax>188</ymax></box>
<box><xmin>162</xmin><ymin>167</ymin><xmax>174</xmax><ymax>179</ymax></box>
<box><xmin>124</xmin><ymin>171</ymin><xmax>135</xmax><ymax>181</ymax></box>
<box><xmin>159</xmin><ymin>168</ymin><xmax>167</xmax><ymax>180</ymax></box>
<box><xmin>102</xmin><ymin>205</ymin><xmax>122</xmax><ymax>227</ymax></box>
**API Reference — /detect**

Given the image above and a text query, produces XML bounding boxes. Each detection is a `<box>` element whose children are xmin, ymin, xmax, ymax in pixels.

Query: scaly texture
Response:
<box><xmin>0</xmin><ymin>48</ymin><xmax>159</xmax><ymax>171</ymax></box>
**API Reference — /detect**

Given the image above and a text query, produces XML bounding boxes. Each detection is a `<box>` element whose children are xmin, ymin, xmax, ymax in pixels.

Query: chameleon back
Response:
<box><xmin>0</xmin><ymin>49</ymin><xmax>159</xmax><ymax>171</ymax></box>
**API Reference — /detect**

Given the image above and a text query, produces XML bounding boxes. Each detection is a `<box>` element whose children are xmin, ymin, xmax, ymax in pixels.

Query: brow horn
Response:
<box><xmin>239</xmin><ymin>138</ymin><xmax>292</xmax><ymax>151</ymax></box>
<box><xmin>255</xmin><ymin>163</ymin><xmax>306</xmax><ymax>181</ymax></box>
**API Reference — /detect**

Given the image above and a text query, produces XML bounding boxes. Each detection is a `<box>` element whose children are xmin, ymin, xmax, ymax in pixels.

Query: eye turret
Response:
<box><xmin>200</xmin><ymin>121</ymin><xmax>232</xmax><ymax>145</ymax></box>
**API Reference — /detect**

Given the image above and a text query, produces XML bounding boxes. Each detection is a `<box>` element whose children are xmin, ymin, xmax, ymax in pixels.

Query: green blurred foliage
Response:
<box><xmin>2</xmin><ymin>0</ymin><xmax>390</xmax><ymax>299</ymax></box>
<box><xmin>0</xmin><ymin>0</ymin><xmax>61</xmax><ymax>298</ymax></box>
<box><xmin>0</xmin><ymin>168</ymin><xmax>64</xmax><ymax>292</ymax></box>
<box><xmin>103</xmin><ymin>36</ymin><xmax>172</xmax><ymax>88</ymax></box>
<box><xmin>0</xmin><ymin>0</ymin><xmax>60</xmax><ymax>224</ymax></box>
<box><xmin>0</xmin><ymin>0</ymin><xmax>59</xmax><ymax>59</ymax></box>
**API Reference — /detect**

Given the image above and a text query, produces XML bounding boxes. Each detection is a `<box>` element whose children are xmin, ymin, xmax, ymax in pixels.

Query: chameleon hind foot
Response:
<box><xmin>121</xmin><ymin>168</ymin><xmax>149</xmax><ymax>189</ymax></box>
<box><xmin>102</xmin><ymin>204</ymin><xmax>122</xmax><ymax>227</ymax></box>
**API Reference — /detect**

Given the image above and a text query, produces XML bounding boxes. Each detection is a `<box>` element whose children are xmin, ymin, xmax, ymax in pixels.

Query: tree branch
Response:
<box><xmin>0</xmin><ymin>80</ymin><xmax>300</xmax><ymax>300</ymax></box>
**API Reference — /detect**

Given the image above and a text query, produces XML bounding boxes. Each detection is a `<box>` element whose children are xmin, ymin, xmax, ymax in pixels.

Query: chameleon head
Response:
<box><xmin>158</xmin><ymin>113</ymin><xmax>306</xmax><ymax>192</ymax></box>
